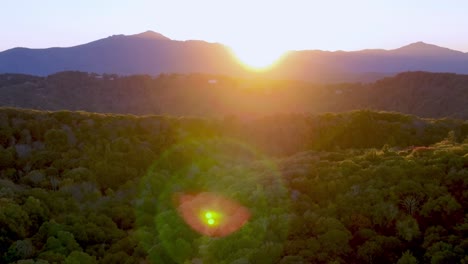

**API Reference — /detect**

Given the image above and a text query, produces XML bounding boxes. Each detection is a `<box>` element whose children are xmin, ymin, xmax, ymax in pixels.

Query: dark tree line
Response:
<box><xmin>0</xmin><ymin>71</ymin><xmax>467</xmax><ymax>118</ymax></box>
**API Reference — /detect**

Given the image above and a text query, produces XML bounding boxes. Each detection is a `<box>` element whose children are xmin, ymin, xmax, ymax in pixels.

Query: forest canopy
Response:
<box><xmin>0</xmin><ymin>108</ymin><xmax>467</xmax><ymax>263</ymax></box>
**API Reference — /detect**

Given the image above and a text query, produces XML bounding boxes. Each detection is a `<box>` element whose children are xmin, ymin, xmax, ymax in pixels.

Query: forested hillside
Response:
<box><xmin>0</xmin><ymin>108</ymin><xmax>467</xmax><ymax>263</ymax></box>
<box><xmin>0</xmin><ymin>71</ymin><xmax>467</xmax><ymax>119</ymax></box>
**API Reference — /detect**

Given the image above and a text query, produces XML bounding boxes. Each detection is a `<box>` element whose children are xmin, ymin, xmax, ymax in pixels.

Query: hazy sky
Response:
<box><xmin>2</xmin><ymin>0</ymin><xmax>468</xmax><ymax>54</ymax></box>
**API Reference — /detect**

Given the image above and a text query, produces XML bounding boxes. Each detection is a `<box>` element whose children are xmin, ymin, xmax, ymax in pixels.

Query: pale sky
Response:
<box><xmin>2</xmin><ymin>0</ymin><xmax>468</xmax><ymax>55</ymax></box>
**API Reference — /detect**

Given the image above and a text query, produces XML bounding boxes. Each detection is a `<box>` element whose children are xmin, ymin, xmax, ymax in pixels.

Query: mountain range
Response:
<box><xmin>1</xmin><ymin>31</ymin><xmax>468</xmax><ymax>83</ymax></box>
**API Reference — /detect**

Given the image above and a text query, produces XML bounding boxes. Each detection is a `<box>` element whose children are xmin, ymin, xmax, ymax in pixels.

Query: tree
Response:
<box><xmin>421</xmin><ymin>194</ymin><xmax>461</xmax><ymax>218</ymax></box>
<box><xmin>63</xmin><ymin>167</ymin><xmax>94</xmax><ymax>182</ymax></box>
<box><xmin>358</xmin><ymin>240</ymin><xmax>381</xmax><ymax>263</ymax></box>
<box><xmin>64</xmin><ymin>251</ymin><xmax>97</xmax><ymax>264</ymax></box>
<box><xmin>3</xmin><ymin>239</ymin><xmax>35</xmax><ymax>263</ymax></box>
<box><xmin>0</xmin><ymin>147</ymin><xmax>15</xmax><ymax>169</ymax></box>
<box><xmin>396</xmin><ymin>217</ymin><xmax>421</xmax><ymax>241</ymax></box>
<box><xmin>0</xmin><ymin>200</ymin><xmax>31</xmax><ymax>249</ymax></box>
<box><xmin>401</xmin><ymin>196</ymin><xmax>420</xmax><ymax>216</ymax></box>
<box><xmin>318</xmin><ymin>229</ymin><xmax>352</xmax><ymax>256</ymax></box>
<box><xmin>0</xmin><ymin>127</ymin><xmax>13</xmax><ymax>147</ymax></box>
<box><xmin>279</xmin><ymin>255</ymin><xmax>306</xmax><ymax>264</ymax></box>
<box><xmin>45</xmin><ymin>129</ymin><xmax>68</xmax><ymax>151</ymax></box>
<box><xmin>358</xmin><ymin>236</ymin><xmax>402</xmax><ymax>264</ymax></box>
<box><xmin>249</xmin><ymin>242</ymin><xmax>283</xmax><ymax>264</ymax></box>
<box><xmin>397</xmin><ymin>251</ymin><xmax>418</xmax><ymax>264</ymax></box>
<box><xmin>23</xmin><ymin>196</ymin><xmax>49</xmax><ymax>232</ymax></box>
<box><xmin>425</xmin><ymin>242</ymin><xmax>459</xmax><ymax>264</ymax></box>
<box><xmin>43</xmin><ymin>231</ymin><xmax>81</xmax><ymax>256</ymax></box>
<box><xmin>100</xmin><ymin>251</ymin><xmax>132</xmax><ymax>264</ymax></box>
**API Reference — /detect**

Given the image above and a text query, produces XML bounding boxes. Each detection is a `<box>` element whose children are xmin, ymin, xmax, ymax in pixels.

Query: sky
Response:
<box><xmin>2</xmin><ymin>0</ymin><xmax>468</xmax><ymax>58</ymax></box>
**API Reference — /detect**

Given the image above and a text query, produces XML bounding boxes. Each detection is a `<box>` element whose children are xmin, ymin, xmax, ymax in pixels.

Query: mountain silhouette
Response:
<box><xmin>394</xmin><ymin>41</ymin><xmax>462</xmax><ymax>56</ymax></box>
<box><xmin>1</xmin><ymin>31</ymin><xmax>468</xmax><ymax>82</ymax></box>
<box><xmin>0</xmin><ymin>31</ymin><xmax>244</xmax><ymax>77</ymax></box>
<box><xmin>130</xmin><ymin>30</ymin><xmax>171</xmax><ymax>40</ymax></box>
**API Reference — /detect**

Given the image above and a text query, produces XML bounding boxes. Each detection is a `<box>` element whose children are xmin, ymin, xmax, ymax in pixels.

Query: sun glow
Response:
<box><xmin>229</xmin><ymin>45</ymin><xmax>286</xmax><ymax>71</ymax></box>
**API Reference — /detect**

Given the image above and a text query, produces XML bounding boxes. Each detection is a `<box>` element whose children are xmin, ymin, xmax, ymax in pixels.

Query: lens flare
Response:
<box><xmin>203</xmin><ymin>211</ymin><xmax>219</xmax><ymax>226</ymax></box>
<box><xmin>136</xmin><ymin>138</ymin><xmax>290</xmax><ymax>263</ymax></box>
<box><xmin>176</xmin><ymin>192</ymin><xmax>251</xmax><ymax>237</ymax></box>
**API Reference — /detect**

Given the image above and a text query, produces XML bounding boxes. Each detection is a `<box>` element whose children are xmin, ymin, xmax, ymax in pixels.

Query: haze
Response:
<box><xmin>2</xmin><ymin>1</ymin><xmax>468</xmax><ymax>264</ymax></box>
<box><xmin>2</xmin><ymin>0</ymin><xmax>468</xmax><ymax>55</ymax></box>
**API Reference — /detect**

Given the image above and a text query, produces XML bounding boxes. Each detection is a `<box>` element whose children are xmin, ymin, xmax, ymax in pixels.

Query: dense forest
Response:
<box><xmin>0</xmin><ymin>107</ymin><xmax>467</xmax><ymax>263</ymax></box>
<box><xmin>0</xmin><ymin>71</ymin><xmax>467</xmax><ymax>119</ymax></box>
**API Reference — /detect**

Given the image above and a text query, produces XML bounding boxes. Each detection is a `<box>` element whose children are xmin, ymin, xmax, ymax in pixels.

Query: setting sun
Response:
<box><xmin>229</xmin><ymin>45</ymin><xmax>286</xmax><ymax>71</ymax></box>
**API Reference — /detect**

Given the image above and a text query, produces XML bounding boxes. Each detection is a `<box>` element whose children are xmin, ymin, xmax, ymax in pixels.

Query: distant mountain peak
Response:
<box><xmin>408</xmin><ymin>41</ymin><xmax>429</xmax><ymax>46</ymax></box>
<box><xmin>395</xmin><ymin>41</ymin><xmax>461</xmax><ymax>55</ymax></box>
<box><xmin>400</xmin><ymin>41</ymin><xmax>437</xmax><ymax>49</ymax></box>
<box><xmin>130</xmin><ymin>30</ymin><xmax>170</xmax><ymax>40</ymax></box>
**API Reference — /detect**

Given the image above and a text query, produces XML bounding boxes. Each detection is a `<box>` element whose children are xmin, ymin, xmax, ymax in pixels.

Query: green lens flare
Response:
<box><xmin>205</xmin><ymin>212</ymin><xmax>213</xmax><ymax>219</ymax></box>
<box><xmin>137</xmin><ymin>138</ymin><xmax>290</xmax><ymax>264</ymax></box>
<box><xmin>203</xmin><ymin>210</ymin><xmax>221</xmax><ymax>226</ymax></box>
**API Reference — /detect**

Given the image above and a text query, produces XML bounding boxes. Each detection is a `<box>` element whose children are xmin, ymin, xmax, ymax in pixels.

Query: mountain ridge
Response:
<box><xmin>130</xmin><ymin>30</ymin><xmax>171</xmax><ymax>40</ymax></box>
<box><xmin>2</xmin><ymin>32</ymin><xmax>463</xmax><ymax>53</ymax></box>
<box><xmin>1</xmin><ymin>31</ymin><xmax>468</xmax><ymax>82</ymax></box>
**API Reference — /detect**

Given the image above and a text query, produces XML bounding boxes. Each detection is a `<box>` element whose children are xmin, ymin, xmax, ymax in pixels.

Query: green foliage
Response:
<box><xmin>397</xmin><ymin>250</ymin><xmax>418</xmax><ymax>264</ymax></box>
<box><xmin>44</xmin><ymin>231</ymin><xmax>81</xmax><ymax>256</ymax></box>
<box><xmin>0</xmin><ymin>108</ymin><xmax>467</xmax><ymax>263</ymax></box>
<box><xmin>0</xmin><ymin>200</ymin><xmax>31</xmax><ymax>249</ymax></box>
<box><xmin>3</xmin><ymin>239</ymin><xmax>35</xmax><ymax>262</ymax></box>
<box><xmin>397</xmin><ymin>217</ymin><xmax>421</xmax><ymax>242</ymax></box>
<box><xmin>62</xmin><ymin>167</ymin><xmax>94</xmax><ymax>182</ymax></box>
<box><xmin>425</xmin><ymin>241</ymin><xmax>460</xmax><ymax>264</ymax></box>
<box><xmin>279</xmin><ymin>255</ymin><xmax>306</xmax><ymax>264</ymax></box>
<box><xmin>64</xmin><ymin>251</ymin><xmax>97</xmax><ymax>264</ymax></box>
<box><xmin>0</xmin><ymin>127</ymin><xmax>13</xmax><ymax>148</ymax></box>
<box><xmin>45</xmin><ymin>129</ymin><xmax>68</xmax><ymax>151</ymax></box>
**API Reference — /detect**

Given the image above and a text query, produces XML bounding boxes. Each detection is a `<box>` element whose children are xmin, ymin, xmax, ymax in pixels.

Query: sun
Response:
<box><xmin>229</xmin><ymin>45</ymin><xmax>286</xmax><ymax>71</ymax></box>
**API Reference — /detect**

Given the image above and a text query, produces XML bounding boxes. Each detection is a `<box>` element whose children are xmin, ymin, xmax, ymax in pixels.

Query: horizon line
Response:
<box><xmin>1</xmin><ymin>30</ymin><xmax>467</xmax><ymax>54</ymax></box>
